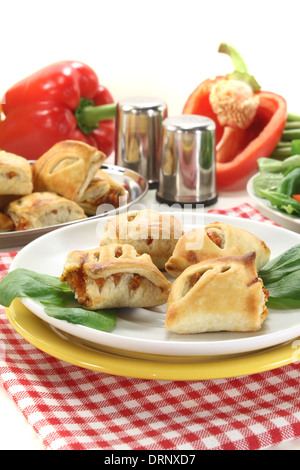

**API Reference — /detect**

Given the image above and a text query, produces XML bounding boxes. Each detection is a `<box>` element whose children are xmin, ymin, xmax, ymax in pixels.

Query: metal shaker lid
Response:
<box><xmin>162</xmin><ymin>114</ymin><xmax>216</xmax><ymax>132</ymax></box>
<box><xmin>157</xmin><ymin>115</ymin><xmax>218</xmax><ymax>206</ymax></box>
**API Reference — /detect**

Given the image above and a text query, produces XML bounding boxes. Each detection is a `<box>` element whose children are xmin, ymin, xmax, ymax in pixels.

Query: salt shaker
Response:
<box><xmin>156</xmin><ymin>115</ymin><xmax>218</xmax><ymax>206</ymax></box>
<box><xmin>115</xmin><ymin>97</ymin><xmax>168</xmax><ymax>187</ymax></box>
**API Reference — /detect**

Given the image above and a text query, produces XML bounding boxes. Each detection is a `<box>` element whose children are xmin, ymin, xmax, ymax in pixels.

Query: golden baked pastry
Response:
<box><xmin>60</xmin><ymin>243</ymin><xmax>171</xmax><ymax>309</ymax></box>
<box><xmin>79</xmin><ymin>170</ymin><xmax>126</xmax><ymax>215</ymax></box>
<box><xmin>32</xmin><ymin>140</ymin><xmax>106</xmax><ymax>201</ymax></box>
<box><xmin>165</xmin><ymin>252</ymin><xmax>269</xmax><ymax>334</ymax></box>
<box><xmin>6</xmin><ymin>192</ymin><xmax>87</xmax><ymax>231</ymax></box>
<box><xmin>0</xmin><ymin>151</ymin><xmax>33</xmax><ymax>195</ymax></box>
<box><xmin>165</xmin><ymin>221</ymin><xmax>271</xmax><ymax>277</ymax></box>
<box><xmin>100</xmin><ymin>209</ymin><xmax>183</xmax><ymax>269</ymax></box>
<box><xmin>0</xmin><ymin>212</ymin><xmax>15</xmax><ymax>232</ymax></box>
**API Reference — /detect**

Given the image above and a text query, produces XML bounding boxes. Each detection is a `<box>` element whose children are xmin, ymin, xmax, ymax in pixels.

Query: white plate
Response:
<box><xmin>9</xmin><ymin>212</ymin><xmax>300</xmax><ymax>357</ymax></box>
<box><xmin>247</xmin><ymin>174</ymin><xmax>300</xmax><ymax>233</ymax></box>
<box><xmin>0</xmin><ymin>164</ymin><xmax>148</xmax><ymax>249</ymax></box>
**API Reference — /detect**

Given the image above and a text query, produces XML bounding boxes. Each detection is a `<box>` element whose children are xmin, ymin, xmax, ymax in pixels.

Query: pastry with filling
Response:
<box><xmin>6</xmin><ymin>192</ymin><xmax>87</xmax><ymax>231</ymax></box>
<box><xmin>0</xmin><ymin>212</ymin><xmax>15</xmax><ymax>232</ymax></box>
<box><xmin>32</xmin><ymin>140</ymin><xmax>106</xmax><ymax>201</ymax></box>
<box><xmin>0</xmin><ymin>151</ymin><xmax>33</xmax><ymax>195</ymax></box>
<box><xmin>165</xmin><ymin>221</ymin><xmax>270</xmax><ymax>277</ymax></box>
<box><xmin>60</xmin><ymin>243</ymin><xmax>171</xmax><ymax>309</ymax></box>
<box><xmin>165</xmin><ymin>252</ymin><xmax>269</xmax><ymax>334</ymax></box>
<box><xmin>100</xmin><ymin>209</ymin><xmax>183</xmax><ymax>269</ymax></box>
<box><xmin>79</xmin><ymin>170</ymin><xmax>126</xmax><ymax>215</ymax></box>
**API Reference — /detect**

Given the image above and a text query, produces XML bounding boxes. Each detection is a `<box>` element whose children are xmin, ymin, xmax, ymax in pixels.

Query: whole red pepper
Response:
<box><xmin>0</xmin><ymin>61</ymin><xmax>117</xmax><ymax>159</ymax></box>
<box><xmin>183</xmin><ymin>44</ymin><xmax>287</xmax><ymax>187</ymax></box>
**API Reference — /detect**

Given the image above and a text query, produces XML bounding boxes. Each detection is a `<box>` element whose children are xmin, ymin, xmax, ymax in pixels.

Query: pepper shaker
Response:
<box><xmin>156</xmin><ymin>115</ymin><xmax>218</xmax><ymax>206</ymax></box>
<box><xmin>115</xmin><ymin>97</ymin><xmax>168</xmax><ymax>187</ymax></box>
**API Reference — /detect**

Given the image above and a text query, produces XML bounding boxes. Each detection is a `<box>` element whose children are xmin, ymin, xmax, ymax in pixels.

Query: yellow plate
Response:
<box><xmin>5</xmin><ymin>299</ymin><xmax>300</xmax><ymax>381</ymax></box>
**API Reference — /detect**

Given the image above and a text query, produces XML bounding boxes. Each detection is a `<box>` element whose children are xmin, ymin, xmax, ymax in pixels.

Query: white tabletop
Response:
<box><xmin>1</xmin><ymin>182</ymin><xmax>300</xmax><ymax>450</ymax></box>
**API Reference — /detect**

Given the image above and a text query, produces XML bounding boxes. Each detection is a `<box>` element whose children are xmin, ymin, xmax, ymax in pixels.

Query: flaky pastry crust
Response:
<box><xmin>32</xmin><ymin>140</ymin><xmax>106</xmax><ymax>201</ymax></box>
<box><xmin>0</xmin><ymin>151</ymin><xmax>33</xmax><ymax>195</ymax></box>
<box><xmin>79</xmin><ymin>170</ymin><xmax>126</xmax><ymax>215</ymax></box>
<box><xmin>165</xmin><ymin>221</ymin><xmax>271</xmax><ymax>277</ymax></box>
<box><xmin>100</xmin><ymin>209</ymin><xmax>183</xmax><ymax>269</ymax></box>
<box><xmin>165</xmin><ymin>252</ymin><xmax>269</xmax><ymax>334</ymax></box>
<box><xmin>60</xmin><ymin>243</ymin><xmax>171</xmax><ymax>309</ymax></box>
<box><xmin>6</xmin><ymin>191</ymin><xmax>87</xmax><ymax>230</ymax></box>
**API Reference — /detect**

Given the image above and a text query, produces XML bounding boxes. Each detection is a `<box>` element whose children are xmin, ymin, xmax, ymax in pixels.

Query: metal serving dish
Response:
<box><xmin>0</xmin><ymin>164</ymin><xmax>148</xmax><ymax>249</ymax></box>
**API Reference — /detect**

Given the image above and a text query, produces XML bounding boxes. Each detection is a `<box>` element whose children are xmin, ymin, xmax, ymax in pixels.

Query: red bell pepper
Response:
<box><xmin>183</xmin><ymin>43</ymin><xmax>288</xmax><ymax>187</ymax></box>
<box><xmin>0</xmin><ymin>61</ymin><xmax>117</xmax><ymax>159</ymax></box>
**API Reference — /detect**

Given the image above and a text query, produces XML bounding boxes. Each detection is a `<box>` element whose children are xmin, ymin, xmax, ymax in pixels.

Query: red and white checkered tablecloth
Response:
<box><xmin>1</xmin><ymin>203</ymin><xmax>300</xmax><ymax>451</ymax></box>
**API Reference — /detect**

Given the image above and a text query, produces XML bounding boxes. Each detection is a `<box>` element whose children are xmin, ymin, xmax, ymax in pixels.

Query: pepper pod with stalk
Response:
<box><xmin>0</xmin><ymin>61</ymin><xmax>117</xmax><ymax>159</ymax></box>
<box><xmin>183</xmin><ymin>43</ymin><xmax>288</xmax><ymax>187</ymax></box>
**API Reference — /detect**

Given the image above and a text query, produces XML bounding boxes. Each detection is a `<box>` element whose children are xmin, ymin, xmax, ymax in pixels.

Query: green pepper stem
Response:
<box><xmin>218</xmin><ymin>43</ymin><xmax>261</xmax><ymax>92</ymax></box>
<box><xmin>75</xmin><ymin>98</ymin><xmax>117</xmax><ymax>134</ymax></box>
<box><xmin>218</xmin><ymin>43</ymin><xmax>249</xmax><ymax>74</ymax></box>
<box><xmin>80</xmin><ymin>103</ymin><xmax>117</xmax><ymax>125</ymax></box>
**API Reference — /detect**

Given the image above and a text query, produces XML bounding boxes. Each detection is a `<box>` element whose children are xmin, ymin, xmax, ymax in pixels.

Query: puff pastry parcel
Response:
<box><xmin>6</xmin><ymin>192</ymin><xmax>87</xmax><ymax>231</ymax></box>
<box><xmin>60</xmin><ymin>243</ymin><xmax>171</xmax><ymax>309</ymax></box>
<box><xmin>165</xmin><ymin>252</ymin><xmax>269</xmax><ymax>334</ymax></box>
<box><xmin>165</xmin><ymin>221</ymin><xmax>271</xmax><ymax>277</ymax></box>
<box><xmin>32</xmin><ymin>140</ymin><xmax>106</xmax><ymax>201</ymax></box>
<box><xmin>0</xmin><ymin>151</ymin><xmax>33</xmax><ymax>195</ymax></box>
<box><xmin>100</xmin><ymin>209</ymin><xmax>183</xmax><ymax>269</ymax></box>
<box><xmin>79</xmin><ymin>170</ymin><xmax>126</xmax><ymax>215</ymax></box>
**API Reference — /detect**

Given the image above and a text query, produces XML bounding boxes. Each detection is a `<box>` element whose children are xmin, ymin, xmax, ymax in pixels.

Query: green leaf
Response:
<box><xmin>0</xmin><ymin>268</ymin><xmax>117</xmax><ymax>332</ymax></box>
<box><xmin>252</xmin><ymin>172</ymin><xmax>283</xmax><ymax>196</ymax></box>
<box><xmin>264</xmin><ymin>270</ymin><xmax>300</xmax><ymax>310</ymax></box>
<box><xmin>258</xmin><ymin>189</ymin><xmax>300</xmax><ymax>215</ymax></box>
<box><xmin>278</xmin><ymin>167</ymin><xmax>300</xmax><ymax>197</ymax></box>
<box><xmin>257</xmin><ymin>157</ymin><xmax>284</xmax><ymax>173</ymax></box>
<box><xmin>259</xmin><ymin>244</ymin><xmax>300</xmax><ymax>309</ymax></box>
<box><xmin>259</xmin><ymin>244</ymin><xmax>300</xmax><ymax>283</ymax></box>
<box><xmin>291</xmin><ymin>140</ymin><xmax>300</xmax><ymax>155</ymax></box>
<box><xmin>44</xmin><ymin>306</ymin><xmax>116</xmax><ymax>331</ymax></box>
<box><xmin>0</xmin><ymin>268</ymin><xmax>74</xmax><ymax>307</ymax></box>
<box><xmin>257</xmin><ymin>155</ymin><xmax>300</xmax><ymax>174</ymax></box>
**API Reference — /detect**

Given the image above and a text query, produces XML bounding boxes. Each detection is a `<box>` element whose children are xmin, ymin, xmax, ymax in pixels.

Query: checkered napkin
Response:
<box><xmin>1</xmin><ymin>203</ymin><xmax>300</xmax><ymax>451</ymax></box>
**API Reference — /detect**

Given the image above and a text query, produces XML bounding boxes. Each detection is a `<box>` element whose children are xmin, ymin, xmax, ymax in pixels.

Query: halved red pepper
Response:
<box><xmin>183</xmin><ymin>43</ymin><xmax>288</xmax><ymax>187</ymax></box>
<box><xmin>0</xmin><ymin>61</ymin><xmax>117</xmax><ymax>159</ymax></box>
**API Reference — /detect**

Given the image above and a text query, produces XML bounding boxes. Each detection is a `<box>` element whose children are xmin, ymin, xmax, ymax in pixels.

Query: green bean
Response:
<box><xmin>270</xmin><ymin>146</ymin><xmax>292</xmax><ymax>159</ymax></box>
<box><xmin>284</xmin><ymin>121</ymin><xmax>300</xmax><ymax>129</ymax></box>
<box><xmin>287</xmin><ymin>112</ymin><xmax>300</xmax><ymax>122</ymax></box>
<box><xmin>281</xmin><ymin>129</ymin><xmax>300</xmax><ymax>141</ymax></box>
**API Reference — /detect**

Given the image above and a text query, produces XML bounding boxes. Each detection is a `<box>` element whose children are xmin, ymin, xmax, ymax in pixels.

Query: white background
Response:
<box><xmin>1</xmin><ymin>0</ymin><xmax>300</xmax><ymax>117</ymax></box>
<box><xmin>1</xmin><ymin>0</ymin><xmax>300</xmax><ymax>450</ymax></box>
